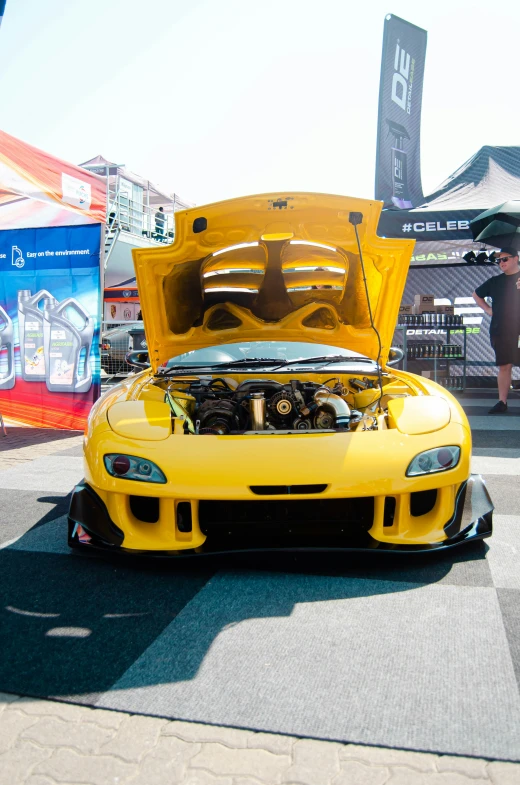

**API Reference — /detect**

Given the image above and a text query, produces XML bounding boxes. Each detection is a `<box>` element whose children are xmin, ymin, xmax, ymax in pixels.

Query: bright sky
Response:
<box><xmin>0</xmin><ymin>0</ymin><xmax>518</xmax><ymax>207</ymax></box>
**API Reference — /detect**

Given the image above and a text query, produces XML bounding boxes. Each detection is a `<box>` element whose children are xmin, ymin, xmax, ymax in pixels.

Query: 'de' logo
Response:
<box><xmin>12</xmin><ymin>245</ymin><xmax>25</xmax><ymax>268</ymax></box>
<box><xmin>391</xmin><ymin>43</ymin><xmax>413</xmax><ymax>114</ymax></box>
<box><xmin>78</xmin><ymin>185</ymin><xmax>87</xmax><ymax>205</ymax></box>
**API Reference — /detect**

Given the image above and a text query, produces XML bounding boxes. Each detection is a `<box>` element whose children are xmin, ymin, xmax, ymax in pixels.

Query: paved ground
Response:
<box><xmin>1</xmin><ymin>693</ymin><xmax>520</xmax><ymax>785</ymax></box>
<box><xmin>0</xmin><ymin>425</ymin><xmax>83</xmax><ymax>469</ymax></box>
<box><xmin>1</xmin><ymin>394</ymin><xmax>519</xmax><ymax>784</ymax></box>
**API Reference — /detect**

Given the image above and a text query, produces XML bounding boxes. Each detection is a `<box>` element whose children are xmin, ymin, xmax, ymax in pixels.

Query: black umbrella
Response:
<box><xmin>470</xmin><ymin>200</ymin><xmax>520</xmax><ymax>248</ymax></box>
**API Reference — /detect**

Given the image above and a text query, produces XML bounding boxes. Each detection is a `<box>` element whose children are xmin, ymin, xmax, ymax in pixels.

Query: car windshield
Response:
<box><xmin>162</xmin><ymin>341</ymin><xmax>373</xmax><ymax>370</ymax></box>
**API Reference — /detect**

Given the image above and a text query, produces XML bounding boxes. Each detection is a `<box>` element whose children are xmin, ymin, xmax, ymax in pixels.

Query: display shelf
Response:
<box><xmin>393</xmin><ymin>324</ymin><xmax>468</xmax><ymax>391</ymax></box>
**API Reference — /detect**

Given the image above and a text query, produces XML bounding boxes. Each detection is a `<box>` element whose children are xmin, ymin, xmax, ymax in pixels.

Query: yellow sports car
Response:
<box><xmin>69</xmin><ymin>193</ymin><xmax>493</xmax><ymax>555</ymax></box>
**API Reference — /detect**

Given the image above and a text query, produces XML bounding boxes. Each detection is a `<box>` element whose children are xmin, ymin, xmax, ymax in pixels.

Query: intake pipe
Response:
<box><xmin>314</xmin><ymin>389</ymin><xmax>351</xmax><ymax>428</ymax></box>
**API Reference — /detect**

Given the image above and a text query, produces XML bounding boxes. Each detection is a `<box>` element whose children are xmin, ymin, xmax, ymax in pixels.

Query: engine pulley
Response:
<box><xmin>292</xmin><ymin>417</ymin><xmax>312</xmax><ymax>430</ymax></box>
<box><xmin>268</xmin><ymin>391</ymin><xmax>297</xmax><ymax>420</ymax></box>
<box><xmin>314</xmin><ymin>408</ymin><xmax>335</xmax><ymax>429</ymax></box>
<box><xmin>198</xmin><ymin>399</ymin><xmax>237</xmax><ymax>434</ymax></box>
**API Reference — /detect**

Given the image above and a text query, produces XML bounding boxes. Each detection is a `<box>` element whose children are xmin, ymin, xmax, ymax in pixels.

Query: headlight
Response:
<box><xmin>406</xmin><ymin>446</ymin><xmax>460</xmax><ymax>477</ymax></box>
<box><xmin>104</xmin><ymin>454</ymin><xmax>167</xmax><ymax>483</ymax></box>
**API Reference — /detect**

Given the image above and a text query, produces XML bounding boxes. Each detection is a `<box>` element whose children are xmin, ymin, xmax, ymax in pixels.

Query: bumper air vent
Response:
<box><xmin>176</xmin><ymin>502</ymin><xmax>193</xmax><ymax>533</ymax></box>
<box><xmin>410</xmin><ymin>489</ymin><xmax>437</xmax><ymax>517</ymax></box>
<box><xmin>383</xmin><ymin>497</ymin><xmax>396</xmax><ymax>527</ymax></box>
<box><xmin>250</xmin><ymin>484</ymin><xmax>327</xmax><ymax>496</ymax></box>
<box><xmin>130</xmin><ymin>496</ymin><xmax>159</xmax><ymax>523</ymax></box>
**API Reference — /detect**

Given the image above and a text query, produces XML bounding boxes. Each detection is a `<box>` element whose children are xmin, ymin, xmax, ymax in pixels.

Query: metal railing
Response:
<box><xmin>100</xmin><ymin>320</ymin><xmax>145</xmax><ymax>378</ymax></box>
<box><xmin>101</xmin><ymin>320</ymin><xmax>143</xmax><ymax>331</ymax></box>
<box><xmin>106</xmin><ymin>185</ymin><xmax>175</xmax><ymax>245</ymax></box>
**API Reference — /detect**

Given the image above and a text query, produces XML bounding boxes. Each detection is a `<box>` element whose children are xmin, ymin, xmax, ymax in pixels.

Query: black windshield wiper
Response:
<box><xmin>272</xmin><ymin>354</ymin><xmax>376</xmax><ymax>369</ymax></box>
<box><xmin>158</xmin><ymin>355</ymin><xmax>376</xmax><ymax>377</ymax></box>
<box><xmin>158</xmin><ymin>357</ymin><xmax>288</xmax><ymax>376</ymax></box>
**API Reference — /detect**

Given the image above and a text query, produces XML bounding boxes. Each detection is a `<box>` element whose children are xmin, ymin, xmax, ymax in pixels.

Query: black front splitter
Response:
<box><xmin>69</xmin><ymin>516</ymin><xmax>492</xmax><ymax>559</ymax></box>
<box><xmin>68</xmin><ymin>474</ymin><xmax>493</xmax><ymax>558</ymax></box>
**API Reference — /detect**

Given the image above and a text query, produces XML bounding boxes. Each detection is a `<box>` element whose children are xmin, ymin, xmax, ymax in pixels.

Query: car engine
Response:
<box><xmin>160</xmin><ymin>376</ymin><xmax>374</xmax><ymax>434</ymax></box>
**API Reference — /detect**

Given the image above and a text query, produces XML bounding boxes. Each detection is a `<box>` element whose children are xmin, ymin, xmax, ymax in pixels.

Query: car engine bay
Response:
<box><xmin>149</xmin><ymin>373</ymin><xmax>414</xmax><ymax>435</ymax></box>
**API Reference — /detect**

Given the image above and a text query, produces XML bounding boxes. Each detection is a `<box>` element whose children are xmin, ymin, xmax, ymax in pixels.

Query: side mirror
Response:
<box><xmin>125</xmin><ymin>350</ymin><xmax>150</xmax><ymax>369</ymax></box>
<box><xmin>387</xmin><ymin>347</ymin><xmax>404</xmax><ymax>367</ymax></box>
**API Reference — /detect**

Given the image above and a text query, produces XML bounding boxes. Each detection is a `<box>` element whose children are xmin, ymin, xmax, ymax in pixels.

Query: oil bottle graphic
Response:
<box><xmin>0</xmin><ymin>305</ymin><xmax>16</xmax><ymax>390</ymax></box>
<box><xmin>43</xmin><ymin>298</ymin><xmax>94</xmax><ymax>393</ymax></box>
<box><xmin>17</xmin><ymin>289</ymin><xmax>53</xmax><ymax>382</ymax></box>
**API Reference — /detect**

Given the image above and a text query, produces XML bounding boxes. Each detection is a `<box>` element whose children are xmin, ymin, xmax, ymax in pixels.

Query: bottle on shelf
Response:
<box><xmin>442</xmin><ymin>375</ymin><xmax>463</xmax><ymax>390</ymax></box>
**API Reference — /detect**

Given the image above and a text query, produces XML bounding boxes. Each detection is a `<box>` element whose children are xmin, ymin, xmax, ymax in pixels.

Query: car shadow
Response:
<box><xmin>0</xmin><ymin>496</ymin><xmax>489</xmax><ymax>701</ymax></box>
<box><xmin>32</xmin><ymin>495</ymin><xmax>72</xmax><ymax>529</ymax></box>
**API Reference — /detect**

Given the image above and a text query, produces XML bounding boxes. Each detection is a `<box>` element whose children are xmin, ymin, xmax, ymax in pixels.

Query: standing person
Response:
<box><xmin>155</xmin><ymin>206</ymin><xmax>166</xmax><ymax>240</ymax></box>
<box><xmin>472</xmin><ymin>247</ymin><xmax>520</xmax><ymax>413</ymax></box>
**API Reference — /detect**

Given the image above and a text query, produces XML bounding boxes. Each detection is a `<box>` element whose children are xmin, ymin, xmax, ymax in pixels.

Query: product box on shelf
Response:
<box><xmin>435</xmin><ymin>304</ymin><xmax>455</xmax><ymax>315</ymax></box>
<box><xmin>399</xmin><ymin>304</ymin><xmax>414</xmax><ymax>315</ymax></box>
<box><xmin>413</xmin><ymin>294</ymin><xmax>435</xmax><ymax>313</ymax></box>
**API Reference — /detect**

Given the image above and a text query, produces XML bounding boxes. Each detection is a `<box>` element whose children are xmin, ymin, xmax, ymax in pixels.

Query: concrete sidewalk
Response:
<box><xmin>0</xmin><ymin>422</ymin><xmax>83</xmax><ymax>469</ymax></box>
<box><xmin>1</xmin><ymin>693</ymin><xmax>518</xmax><ymax>785</ymax></box>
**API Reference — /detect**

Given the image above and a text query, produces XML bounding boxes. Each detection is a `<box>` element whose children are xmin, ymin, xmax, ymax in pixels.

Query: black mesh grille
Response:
<box><xmin>199</xmin><ymin>497</ymin><xmax>374</xmax><ymax>535</ymax></box>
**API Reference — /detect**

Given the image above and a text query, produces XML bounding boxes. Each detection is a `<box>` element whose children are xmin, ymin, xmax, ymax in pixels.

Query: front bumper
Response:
<box><xmin>68</xmin><ymin>474</ymin><xmax>493</xmax><ymax>556</ymax></box>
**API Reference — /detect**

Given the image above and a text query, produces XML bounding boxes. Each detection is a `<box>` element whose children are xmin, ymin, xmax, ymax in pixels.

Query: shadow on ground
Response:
<box><xmin>0</xmin><ymin>494</ymin><xmax>490</xmax><ymax>701</ymax></box>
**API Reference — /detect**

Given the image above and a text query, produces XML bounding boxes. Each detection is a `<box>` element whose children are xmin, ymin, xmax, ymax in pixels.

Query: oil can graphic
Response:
<box><xmin>43</xmin><ymin>298</ymin><xmax>94</xmax><ymax>393</ymax></box>
<box><xmin>17</xmin><ymin>289</ymin><xmax>53</xmax><ymax>381</ymax></box>
<box><xmin>0</xmin><ymin>305</ymin><xmax>16</xmax><ymax>390</ymax></box>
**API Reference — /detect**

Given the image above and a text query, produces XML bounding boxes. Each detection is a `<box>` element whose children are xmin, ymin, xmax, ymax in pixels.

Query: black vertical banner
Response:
<box><xmin>375</xmin><ymin>15</ymin><xmax>427</xmax><ymax>210</ymax></box>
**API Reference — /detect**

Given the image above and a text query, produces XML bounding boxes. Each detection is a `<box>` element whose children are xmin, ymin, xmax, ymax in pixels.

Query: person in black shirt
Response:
<box><xmin>155</xmin><ymin>206</ymin><xmax>166</xmax><ymax>241</ymax></box>
<box><xmin>473</xmin><ymin>246</ymin><xmax>520</xmax><ymax>413</ymax></box>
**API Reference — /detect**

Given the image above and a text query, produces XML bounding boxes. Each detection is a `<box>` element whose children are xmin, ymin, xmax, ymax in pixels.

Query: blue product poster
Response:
<box><xmin>0</xmin><ymin>224</ymin><xmax>102</xmax><ymax>429</ymax></box>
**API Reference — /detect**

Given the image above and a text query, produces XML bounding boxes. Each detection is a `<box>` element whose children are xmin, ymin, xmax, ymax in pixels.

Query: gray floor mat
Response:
<box><xmin>97</xmin><ymin>571</ymin><xmax>520</xmax><ymax>761</ymax></box>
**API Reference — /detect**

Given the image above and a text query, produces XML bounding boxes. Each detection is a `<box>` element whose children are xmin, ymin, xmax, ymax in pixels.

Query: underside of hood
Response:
<box><xmin>132</xmin><ymin>193</ymin><xmax>414</xmax><ymax>371</ymax></box>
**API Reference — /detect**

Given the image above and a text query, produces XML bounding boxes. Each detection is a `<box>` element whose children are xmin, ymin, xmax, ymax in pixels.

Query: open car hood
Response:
<box><xmin>132</xmin><ymin>193</ymin><xmax>414</xmax><ymax>372</ymax></box>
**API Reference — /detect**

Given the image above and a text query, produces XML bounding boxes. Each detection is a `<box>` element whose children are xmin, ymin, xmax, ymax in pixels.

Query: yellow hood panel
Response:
<box><xmin>387</xmin><ymin>396</ymin><xmax>451</xmax><ymax>435</ymax></box>
<box><xmin>107</xmin><ymin>401</ymin><xmax>172</xmax><ymax>441</ymax></box>
<box><xmin>132</xmin><ymin>193</ymin><xmax>414</xmax><ymax>371</ymax></box>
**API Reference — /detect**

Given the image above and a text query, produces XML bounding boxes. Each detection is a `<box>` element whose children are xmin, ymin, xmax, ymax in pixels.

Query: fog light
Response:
<box><xmin>407</xmin><ymin>446</ymin><xmax>460</xmax><ymax>477</ymax></box>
